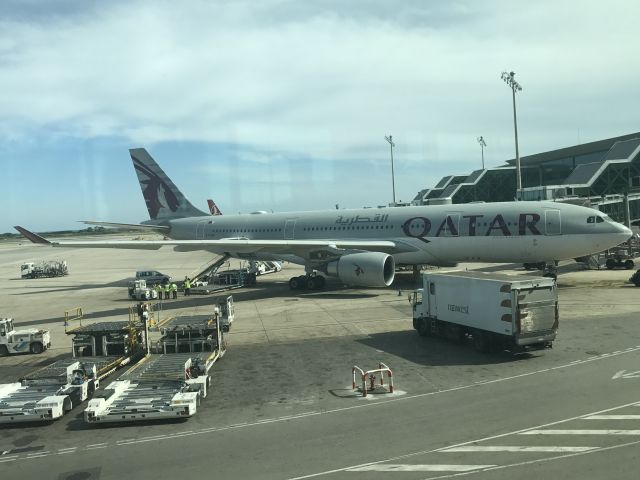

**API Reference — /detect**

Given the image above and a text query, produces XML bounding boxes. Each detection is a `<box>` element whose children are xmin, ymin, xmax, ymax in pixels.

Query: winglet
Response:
<box><xmin>14</xmin><ymin>226</ymin><xmax>51</xmax><ymax>244</ymax></box>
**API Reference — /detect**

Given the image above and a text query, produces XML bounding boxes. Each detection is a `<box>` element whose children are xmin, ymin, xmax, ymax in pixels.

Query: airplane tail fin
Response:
<box><xmin>130</xmin><ymin>148</ymin><xmax>208</xmax><ymax>221</ymax></box>
<box><xmin>207</xmin><ymin>199</ymin><xmax>223</xmax><ymax>216</ymax></box>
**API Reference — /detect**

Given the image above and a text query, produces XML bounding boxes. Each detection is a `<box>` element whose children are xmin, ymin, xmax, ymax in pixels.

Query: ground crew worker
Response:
<box><xmin>184</xmin><ymin>277</ymin><xmax>191</xmax><ymax>296</ymax></box>
<box><xmin>136</xmin><ymin>302</ymin><xmax>144</xmax><ymax>321</ymax></box>
<box><xmin>171</xmin><ymin>282</ymin><xmax>178</xmax><ymax>299</ymax></box>
<box><xmin>155</xmin><ymin>283</ymin><xmax>163</xmax><ymax>299</ymax></box>
<box><xmin>164</xmin><ymin>282</ymin><xmax>171</xmax><ymax>300</ymax></box>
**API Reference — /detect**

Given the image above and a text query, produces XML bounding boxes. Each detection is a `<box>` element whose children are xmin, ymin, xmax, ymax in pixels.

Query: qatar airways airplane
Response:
<box><xmin>16</xmin><ymin>148</ymin><xmax>632</xmax><ymax>289</ymax></box>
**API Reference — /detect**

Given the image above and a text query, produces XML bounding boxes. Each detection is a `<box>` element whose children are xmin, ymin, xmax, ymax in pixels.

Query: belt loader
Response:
<box><xmin>85</xmin><ymin>314</ymin><xmax>226</xmax><ymax>423</ymax></box>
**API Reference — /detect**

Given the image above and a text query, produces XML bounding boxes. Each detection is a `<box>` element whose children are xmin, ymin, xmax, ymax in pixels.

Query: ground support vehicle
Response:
<box><xmin>0</xmin><ymin>359</ymin><xmax>98</xmax><ymax>424</ymax></box>
<box><xmin>85</xmin><ymin>314</ymin><xmax>226</xmax><ymax>423</ymax></box>
<box><xmin>20</xmin><ymin>260</ymin><xmax>68</xmax><ymax>279</ymax></box>
<box><xmin>603</xmin><ymin>245</ymin><xmax>636</xmax><ymax>270</ymax></box>
<box><xmin>127</xmin><ymin>279</ymin><xmax>159</xmax><ymax>301</ymax></box>
<box><xmin>191</xmin><ymin>268</ymin><xmax>256</xmax><ymax>293</ymax></box>
<box><xmin>84</xmin><ymin>353</ymin><xmax>212</xmax><ymax>423</ymax></box>
<box><xmin>214</xmin><ymin>296</ymin><xmax>235</xmax><ymax>332</ymax></box>
<box><xmin>0</xmin><ymin>318</ymin><xmax>51</xmax><ymax>355</ymax></box>
<box><xmin>411</xmin><ymin>271</ymin><xmax>558</xmax><ymax>353</ymax></box>
<box><xmin>630</xmin><ymin>270</ymin><xmax>640</xmax><ymax>287</ymax></box>
<box><xmin>67</xmin><ymin>320</ymin><xmax>147</xmax><ymax>369</ymax></box>
<box><xmin>135</xmin><ymin>270</ymin><xmax>171</xmax><ymax>286</ymax></box>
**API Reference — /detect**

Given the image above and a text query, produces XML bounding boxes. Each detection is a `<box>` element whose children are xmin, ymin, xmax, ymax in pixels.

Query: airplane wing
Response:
<box><xmin>14</xmin><ymin>226</ymin><xmax>415</xmax><ymax>256</ymax></box>
<box><xmin>81</xmin><ymin>221</ymin><xmax>171</xmax><ymax>232</ymax></box>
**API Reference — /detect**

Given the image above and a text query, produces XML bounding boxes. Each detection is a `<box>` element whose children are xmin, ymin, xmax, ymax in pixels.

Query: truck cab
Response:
<box><xmin>20</xmin><ymin>263</ymin><xmax>35</xmax><ymax>278</ymax></box>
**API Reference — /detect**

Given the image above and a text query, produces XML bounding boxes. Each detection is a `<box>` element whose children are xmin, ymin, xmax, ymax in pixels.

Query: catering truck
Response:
<box><xmin>411</xmin><ymin>271</ymin><xmax>558</xmax><ymax>353</ymax></box>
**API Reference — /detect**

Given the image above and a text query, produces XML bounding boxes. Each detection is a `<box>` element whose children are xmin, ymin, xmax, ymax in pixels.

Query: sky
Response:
<box><xmin>1</xmin><ymin>0</ymin><xmax>639</xmax><ymax>233</ymax></box>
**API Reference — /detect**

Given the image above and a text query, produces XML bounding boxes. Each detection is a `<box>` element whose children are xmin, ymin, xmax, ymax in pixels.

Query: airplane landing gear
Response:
<box><xmin>542</xmin><ymin>262</ymin><xmax>558</xmax><ymax>280</ymax></box>
<box><xmin>289</xmin><ymin>274</ymin><xmax>326</xmax><ymax>291</ymax></box>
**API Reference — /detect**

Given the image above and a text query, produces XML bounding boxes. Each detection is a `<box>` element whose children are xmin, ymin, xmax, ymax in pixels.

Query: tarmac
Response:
<box><xmin>1</xmin><ymin>235</ymin><xmax>640</xmax><ymax>479</ymax></box>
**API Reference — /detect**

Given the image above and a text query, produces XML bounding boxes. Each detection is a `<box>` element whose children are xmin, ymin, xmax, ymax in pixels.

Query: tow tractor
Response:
<box><xmin>0</xmin><ymin>318</ymin><xmax>51</xmax><ymax>355</ymax></box>
<box><xmin>85</xmin><ymin>312</ymin><xmax>226</xmax><ymax>423</ymax></box>
<box><xmin>127</xmin><ymin>279</ymin><xmax>159</xmax><ymax>301</ymax></box>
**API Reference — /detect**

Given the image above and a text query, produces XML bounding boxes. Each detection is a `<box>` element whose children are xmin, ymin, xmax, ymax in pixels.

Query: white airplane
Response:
<box><xmin>16</xmin><ymin>148</ymin><xmax>632</xmax><ymax>290</ymax></box>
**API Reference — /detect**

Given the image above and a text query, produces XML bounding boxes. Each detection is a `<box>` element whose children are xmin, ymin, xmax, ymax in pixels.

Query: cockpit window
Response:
<box><xmin>587</xmin><ymin>216</ymin><xmax>596</xmax><ymax>223</ymax></box>
<box><xmin>596</xmin><ymin>216</ymin><xmax>604</xmax><ymax>223</ymax></box>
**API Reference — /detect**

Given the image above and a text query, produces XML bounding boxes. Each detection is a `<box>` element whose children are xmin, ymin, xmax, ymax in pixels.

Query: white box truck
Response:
<box><xmin>411</xmin><ymin>271</ymin><xmax>558</xmax><ymax>353</ymax></box>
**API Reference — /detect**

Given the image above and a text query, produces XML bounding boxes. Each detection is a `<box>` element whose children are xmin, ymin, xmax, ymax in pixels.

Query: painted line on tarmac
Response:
<box><xmin>423</xmin><ymin>438</ymin><xmax>640</xmax><ymax>480</ymax></box>
<box><xmin>522</xmin><ymin>429</ymin><xmax>640</xmax><ymax>435</ymax></box>
<box><xmin>347</xmin><ymin>464</ymin><xmax>495</xmax><ymax>472</ymax></box>
<box><xmin>6</xmin><ymin>345</ymin><xmax>640</xmax><ymax>466</ymax></box>
<box><xmin>440</xmin><ymin>446</ymin><xmax>596</xmax><ymax>453</ymax></box>
<box><xmin>284</xmin><ymin>399</ymin><xmax>640</xmax><ymax>480</ymax></box>
<box><xmin>585</xmin><ymin>415</ymin><xmax>640</xmax><ymax>420</ymax></box>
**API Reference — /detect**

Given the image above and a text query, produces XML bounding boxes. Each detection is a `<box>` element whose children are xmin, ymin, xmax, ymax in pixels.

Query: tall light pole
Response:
<box><xmin>501</xmin><ymin>70</ymin><xmax>523</xmax><ymax>199</ymax></box>
<box><xmin>477</xmin><ymin>136</ymin><xmax>487</xmax><ymax>169</ymax></box>
<box><xmin>385</xmin><ymin>135</ymin><xmax>396</xmax><ymax>205</ymax></box>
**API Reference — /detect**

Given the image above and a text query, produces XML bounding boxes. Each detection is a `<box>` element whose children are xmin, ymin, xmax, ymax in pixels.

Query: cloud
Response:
<box><xmin>0</xmin><ymin>0</ymin><xmax>638</xmax><ymax>173</ymax></box>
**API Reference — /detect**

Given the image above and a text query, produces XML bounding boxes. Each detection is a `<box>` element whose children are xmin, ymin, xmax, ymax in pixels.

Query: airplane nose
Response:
<box><xmin>618</xmin><ymin>223</ymin><xmax>633</xmax><ymax>238</ymax></box>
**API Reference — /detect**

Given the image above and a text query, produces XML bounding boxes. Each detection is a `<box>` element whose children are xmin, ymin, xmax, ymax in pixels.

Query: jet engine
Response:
<box><xmin>326</xmin><ymin>252</ymin><xmax>395</xmax><ymax>287</ymax></box>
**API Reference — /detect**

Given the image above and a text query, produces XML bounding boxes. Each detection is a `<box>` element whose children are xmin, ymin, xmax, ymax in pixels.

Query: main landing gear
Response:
<box><xmin>542</xmin><ymin>262</ymin><xmax>558</xmax><ymax>280</ymax></box>
<box><xmin>524</xmin><ymin>262</ymin><xmax>558</xmax><ymax>279</ymax></box>
<box><xmin>288</xmin><ymin>275</ymin><xmax>326</xmax><ymax>290</ymax></box>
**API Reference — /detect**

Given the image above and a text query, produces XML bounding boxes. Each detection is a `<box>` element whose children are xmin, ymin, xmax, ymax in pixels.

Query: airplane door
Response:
<box><xmin>544</xmin><ymin>210</ymin><xmax>561</xmax><ymax>235</ymax></box>
<box><xmin>196</xmin><ymin>220</ymin><xmax>208</xmax><ymax>239</ymax></box>
<box><xmin>284</xmin><ymin>219</ymin><xmax>297</xmax><ymax>240</ymax></box>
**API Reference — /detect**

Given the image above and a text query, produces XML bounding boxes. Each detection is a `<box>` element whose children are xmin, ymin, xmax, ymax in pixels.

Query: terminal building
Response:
<box><xmin>412</xmin><ymin>132</ymin><xmax>640</xmax><ymax>226</ymax></box>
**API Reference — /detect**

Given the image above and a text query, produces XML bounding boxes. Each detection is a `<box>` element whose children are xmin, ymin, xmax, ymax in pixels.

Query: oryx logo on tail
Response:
<box><xmin>129</xmin><ymin>148</ymin><xmax>208</xmax><ymax>221</ymax></box>
<box><xmin>133</xmin><ymin>159</ymin><xmax>180</xmax><ymax>219</ymax></box>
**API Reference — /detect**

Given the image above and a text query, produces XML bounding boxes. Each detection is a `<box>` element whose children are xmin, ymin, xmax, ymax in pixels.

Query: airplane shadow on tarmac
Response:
<box><xmin>11</xmin><ymin>278</ymin><xmax>380</xmax><ymax>327</ymax></box>
<box><xmin>356</xmin><ymin>329</ymin><xmax>537</xmax><ymax>367</ymax></box>
<box><xmin>9</xmin><ymin>277</ymin><xmax>131</xmax><ymax>294</ymax></box>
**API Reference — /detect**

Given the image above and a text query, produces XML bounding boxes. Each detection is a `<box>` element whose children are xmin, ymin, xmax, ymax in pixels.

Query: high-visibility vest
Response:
<box><xmin>171</xmin><ymin>283</ymin><xmax>177</xmax><ymax>291</ymax></box>
<box><xmin>184</xmin><ymin>280</ymin><xmax>191</xmax><ymax>289</ymax></box>
<box><xmin>164</xmin><ymin>283</ymin><xmax>171</xmax><ymax>292</ymax></box>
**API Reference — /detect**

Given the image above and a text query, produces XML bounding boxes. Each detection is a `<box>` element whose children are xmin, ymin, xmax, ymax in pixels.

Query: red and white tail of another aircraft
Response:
<box><xmin>207</xmin><ymin>199</ymin><xmax>222</xmax><ymax>216</ymax></box>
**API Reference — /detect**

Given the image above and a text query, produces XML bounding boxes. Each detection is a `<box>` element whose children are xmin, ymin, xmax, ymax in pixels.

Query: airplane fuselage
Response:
<box><xmin>165</xmin><ymin>201</ymin><xmax>631</xmax><ymax>266</ymax></box>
